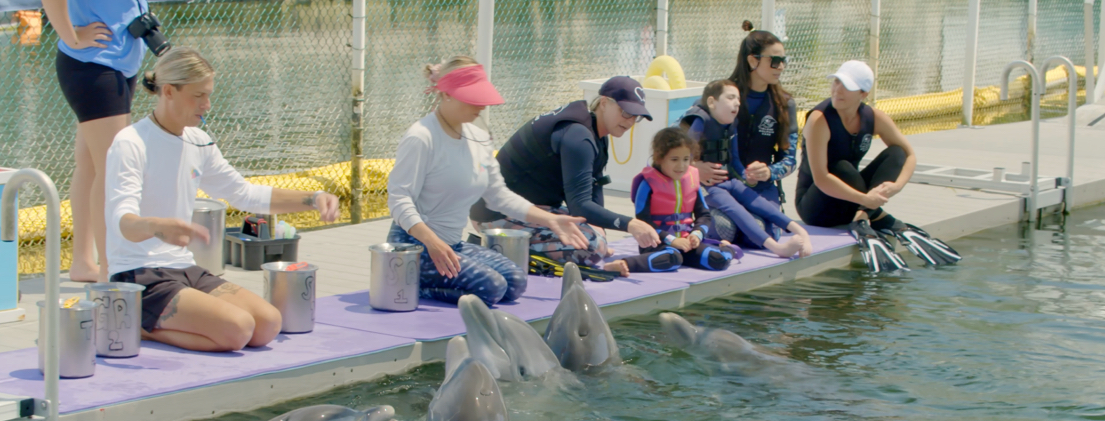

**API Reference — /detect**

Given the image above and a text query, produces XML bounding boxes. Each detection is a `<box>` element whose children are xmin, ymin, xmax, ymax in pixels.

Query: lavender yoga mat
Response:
<box><xmin>0</xmin><ymin>324</ymin><xmax>413</xmax><ymax>414</ymax></box>
<box><xmin>315</xmin><ymin>275</ymin><xmax>688</xmax><ymax>341</ymax></box>
<box><xmin>607</xmin><ymin>225</ymin><xmax>855</xmax><ymax>284</ymax></box>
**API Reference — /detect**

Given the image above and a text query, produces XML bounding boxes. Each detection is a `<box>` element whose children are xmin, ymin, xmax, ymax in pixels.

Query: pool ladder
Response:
<box><xmin>1</xmin><ymin>169</ymin><xmax>62</xmax><ymax>421</ymax></box>
<box><xmin>869</xmin><ymin>56</ymin><xmax>1078</xmax><ymax>223</ymax></box>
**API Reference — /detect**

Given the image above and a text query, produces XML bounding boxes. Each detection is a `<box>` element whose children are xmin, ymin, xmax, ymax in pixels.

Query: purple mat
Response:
<box><xmin>607</xmin><ymin>225</ymin><xmax>856</xmax><ymax>285</ymax></box>
<box><xmin>0</xmin><ymin>324</ymin><xmax>412</xmax><ymax>414</ymax></box>
<box><xmin>315</xmin><ymin>275</ymin><xmax>687</xmax><ymax>341</ymax></box>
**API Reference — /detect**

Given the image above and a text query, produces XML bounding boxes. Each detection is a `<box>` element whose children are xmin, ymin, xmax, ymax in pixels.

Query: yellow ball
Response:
<box><xmin>643</xmin><ymin>75</ymin><xmax>672</xmax><ymax>90</ymax></box>
<box><xmin>646</xmin><ymin>55</ymin><xmax>687</xmax><ymax>90</ymax></box>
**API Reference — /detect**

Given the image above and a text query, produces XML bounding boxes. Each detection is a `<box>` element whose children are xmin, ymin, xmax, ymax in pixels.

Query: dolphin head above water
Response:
<box><xmin>428</xmin><ymin>337</ymin><xmax>509</xmax><ymax>421</ymax></box>
<box><xmin>543</xmin><ymin>263</ymin><xmax>621</xmax><ymax>371</ymax></box>
<box><xmin>457</xmin><ymin>294</ymin><xmax>560</xmax><ymax>381</ymax></box>
<box><xmin>267</xmin><ymin>404</ymin><xmax>396</xmax><ymax>421</ymax></box>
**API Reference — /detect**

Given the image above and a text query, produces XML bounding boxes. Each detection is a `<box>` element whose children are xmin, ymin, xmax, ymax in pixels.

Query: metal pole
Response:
<box><xmin>761</xmin><ymin>0</ymin><xmax>775</xmax><ymax>33</ymax></box>
<box><xmin>1027</xmin><ymin>0</ymin><xmax>1037</xmax><ymax>63</ymax></box>
<box><xmin>475</xmin><ymin>0</ymin><xmax>495</xmax><ymax>133</ymax></box>
<box><xmin>869</xmin><ymin>0</ymin><xmax>880</xmax><ymax>107</ymax></box>
<box><xmin>1042</xmin><ymin>56</ymin><xmax>1078</xmax><ymax>210</ymax></box>
<box><xmin>1085</xmin><ymin>0</ymin><xmax>1096</xmax><ymax>104</ymax></box>
<box><xmin>1001</xmin><ymin>61</ymin><xmax>1041</xmax><ymax>221</ymax></box>
<box><xmin>1098</xmin><ymin>0</ymin><xmax>1105</xmax><ymax>102</ymax></box>
<box><xmin>962</xmin><ymin>0</ymin><xmax>982</xmax><ymax>127</ymax></box>
<box><xmin>1</xmin><ymin>169</ymin><xmax>61</xmax><ymax>420</ymax></box>
<box><xmin>656</xmin><ymin>0</ymin><xmax>668</xmax><ymax>57</ymax></box>
<box><xmin>350</xmin><ymin>0</ymin><xmax>366</xmax><ymax>224</ymax></box>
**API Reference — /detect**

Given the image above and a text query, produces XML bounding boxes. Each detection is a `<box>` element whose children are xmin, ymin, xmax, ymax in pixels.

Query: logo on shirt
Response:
<box><xmin>758</xmin><ymin>115</ymin><xmax>777</xmax><ymax>136</ymax></box>
<box><xmin>191</xmin><ymin>168</ymin><xmax>201</xmax><ymax>179</ymax></box>
<box><xmin>858</xmin><ymin>134</ymin><xmax>872</xmax><ymax>154</ymax></box>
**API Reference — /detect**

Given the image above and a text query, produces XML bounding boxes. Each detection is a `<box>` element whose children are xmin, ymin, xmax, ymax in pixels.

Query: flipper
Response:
<box><xmin>882</xmin><ymin>224</ymin><xmax>961</xmax><ymax>266</ymax></box>
<box><xmin>849</xmin><ymin>220</ymin><xmax>908</xmax><ymax>273</ymax></box>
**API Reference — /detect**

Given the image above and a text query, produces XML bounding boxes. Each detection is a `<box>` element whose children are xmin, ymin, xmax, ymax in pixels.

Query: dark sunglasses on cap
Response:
<box><xmin>754</xmin><ymin>55</ymin><xmax>788</xmax><ymax>69</ymax></box>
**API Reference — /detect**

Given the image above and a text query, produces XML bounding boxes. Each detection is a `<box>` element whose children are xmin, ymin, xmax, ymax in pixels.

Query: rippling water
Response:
<box><xmin>210</xmin><ymin>204</ymin><xmax>1105</xmax><ymax>420</ymax></box>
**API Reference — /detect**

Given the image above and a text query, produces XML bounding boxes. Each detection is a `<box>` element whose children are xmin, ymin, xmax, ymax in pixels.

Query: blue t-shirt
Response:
<box><xmin>57</xmin><ymin>0</ymin><xmax>149</xmax><ymax>78</ymax></box>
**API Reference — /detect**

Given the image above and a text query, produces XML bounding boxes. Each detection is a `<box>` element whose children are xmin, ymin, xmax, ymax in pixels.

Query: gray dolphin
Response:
<box><xmin>543</xmin><ymin>263</ymin><xmax>621</xmax><ymax>371</ymax></box>
<box><xmin>457</xmin><ymin>294</ymin><xmax>560</xmax><ymax>381</ymax></box>
<box><xmin>267</xmin><ymin>404</ymin><xmax>395</xmax><ymax>421</ymax></box>
<box><xmin>658</xmin><ymin>312</ymin><xmax>790</xmax><ymax>370</ymax></box>
<box><xmin>427</xmin><ymin>336</ymin><xmax>509</xmax><ymax>421</ymax></box>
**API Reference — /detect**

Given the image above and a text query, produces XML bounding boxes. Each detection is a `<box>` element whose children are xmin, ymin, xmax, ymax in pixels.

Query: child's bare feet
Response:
<box><xmin>604</xmin><ymin>260</ymin><xmax>629</xmax><ymax>277</ymax></box>
<box><xmin>786</xmin><ymin>222</ymin><xmax>813</xmax><ymax>258</ymax></box>
<box><xmin>764</xmin><ymin>236</ymin><xmax>803</xmax><ymax>258</ymax></box>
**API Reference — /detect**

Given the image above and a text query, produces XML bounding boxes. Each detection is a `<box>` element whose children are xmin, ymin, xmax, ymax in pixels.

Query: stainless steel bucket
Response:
<box><xmin>368</xmin><ymin>243</ymin><xmax>423</xmax><ymax>312</ymax></box>
<box><xmin>86</xmin><ymin>282</ymin><xmax>146</xmax><ymax>358</ymax></box>
<box><xmin>38</xmin><ymin>299</ymin><xmax>97</xmax><ymax>378</ymax></box>
<box><xmin>481</xmin><ymin>229</ymin><xmax>532</xmax><ymax>270</ymax></box>
<box><xmin>262</xmin><ymin>261</ymin><xmax>317</xmax><ymax>333</ymax></box>
<box><xmin>190</xmin><ymin>198</ymin><xmax>227</xmax><ymax>276</ymax></box>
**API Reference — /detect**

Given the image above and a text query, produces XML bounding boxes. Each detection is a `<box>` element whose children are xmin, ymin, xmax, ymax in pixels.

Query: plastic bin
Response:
<box><xmin>224</xmin><ymin>227</ymin><xmax>300</xmax><ymax>271</ymax></box>
<box><xmin>0</xmin><ymin>168</ymin><xmax>21</xmax><ymax>324</ymax></box>
<box><xmin>579</xmin><ymin>77</ymin><xmax>705</xmax><ymax>192</ymax></box>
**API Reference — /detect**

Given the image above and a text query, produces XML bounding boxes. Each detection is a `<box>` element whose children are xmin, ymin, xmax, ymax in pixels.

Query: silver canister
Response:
<box><xmin>190</xmin><ymin>198</ymin><xmax>227</xmax><ymax>276</ymax></box>
<box><xmin>481</xmin><ymin>229</ymin><xmax>532</xmax><ymax>270</ymax></box>
<box><xmin>368</xmin><ymin>243</ymin><xmax>423</xmax><ymax>312</ymax></box>
<box><xmin>262</xmin><ymin>261</ymin><xmax>317</xmax><ymax>333</ymax></box>
<box><xmin>86</xmin><ymin>282</ymin><xmax>146</xmax><ymax>358</ymax></box>
<box><xmin>38</xmin><ymin>299</ymin><xmax>97</xmax><ymax>379</ymax></box>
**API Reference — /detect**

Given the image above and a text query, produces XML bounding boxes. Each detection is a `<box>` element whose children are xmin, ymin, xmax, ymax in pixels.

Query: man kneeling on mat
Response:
<box><xmin>104</xmin><ymin>47</ymin><xmax>340</xmax><ymax>352</ymax></box>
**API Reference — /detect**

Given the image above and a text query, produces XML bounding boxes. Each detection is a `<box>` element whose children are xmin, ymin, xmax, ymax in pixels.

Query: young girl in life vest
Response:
<box><xmin>617</xmin><ymin>128</ymin><xmax>742</xmax><ymax>273</ymax></box>
<box><xmin>680</xmin><ymin>79</ymin><xmax>812</xmax><ymax>258</ymax></box>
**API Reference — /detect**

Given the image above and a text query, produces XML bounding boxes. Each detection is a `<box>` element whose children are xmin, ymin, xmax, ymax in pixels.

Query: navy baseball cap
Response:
<box><xmin>599</xmin><ymin>76</ymin><xmax>653</xmax><ymax>121</ymax></box>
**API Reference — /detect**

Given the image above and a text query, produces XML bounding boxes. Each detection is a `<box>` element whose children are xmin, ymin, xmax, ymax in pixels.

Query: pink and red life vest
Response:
<box><xmin>632</xmin><ymin>165</ymin><xmax>700</xmax><ymax>235</ymax></box>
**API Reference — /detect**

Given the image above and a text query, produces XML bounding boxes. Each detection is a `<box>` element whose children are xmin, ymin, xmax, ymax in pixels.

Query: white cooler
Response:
<box><xmin>580</xmin><ymin>77</ymin><xmax>705</xmax><ymax>192</ymax></box>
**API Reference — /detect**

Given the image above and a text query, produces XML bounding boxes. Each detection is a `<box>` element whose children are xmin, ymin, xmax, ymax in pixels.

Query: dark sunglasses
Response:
<box><xmin>754</xmin><ymin>55</ymin><xmax>789</xmax><ymax>69</ymax></box>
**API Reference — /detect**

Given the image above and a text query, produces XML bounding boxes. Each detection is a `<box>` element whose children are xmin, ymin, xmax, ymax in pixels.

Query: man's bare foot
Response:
<box><xmin>603</xmin><ymin>260</ymin><xmax>629</xmax><ymax>277</ymax></box>
<box><xmin>67</xmin><ymin>263</ymin><xmax>102</xmax><ymax>283</ymax></box>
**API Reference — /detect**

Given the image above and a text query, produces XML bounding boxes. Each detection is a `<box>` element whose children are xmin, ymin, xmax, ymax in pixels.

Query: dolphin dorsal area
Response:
<box><xmin>544</xmin><ymin>263</ymin><xmax>622</xmax><ymax>372</ymax></box>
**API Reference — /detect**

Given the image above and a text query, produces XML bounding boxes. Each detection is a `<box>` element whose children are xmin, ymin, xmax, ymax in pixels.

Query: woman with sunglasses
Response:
<box><xmin>469</xmin><ymin>76</ymin><xmax>662</xmax><ymax>276</ymax></box>
<box><xmin>387</xmin><ymin>56</ymin><xmax>590</xmax><ymax>307</ymax></box>
<box><xmin>103</xmin><ymin>48</ymin><xmax>342</xmax><ymax>352</ymax></box>
<box><xmin>692</xmin><ymin>26</ymin><xmax>801</xmax><ymax>250</ymax></box>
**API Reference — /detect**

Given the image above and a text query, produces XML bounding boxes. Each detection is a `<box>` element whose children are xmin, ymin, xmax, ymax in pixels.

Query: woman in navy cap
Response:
<box><xmin>470</xmin><ymin>76</ymin><xmax>661</xmax><ymax>276</ymax></box>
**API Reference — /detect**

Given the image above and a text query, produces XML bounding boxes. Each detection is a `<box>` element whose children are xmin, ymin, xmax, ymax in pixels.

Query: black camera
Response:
<box><xmin>127</xmin><ymin>12</ymin><xmax>170</xmax><ymax>57</ymax></box>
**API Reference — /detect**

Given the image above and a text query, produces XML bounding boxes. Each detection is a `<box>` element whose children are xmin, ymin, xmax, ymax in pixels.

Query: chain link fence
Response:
<box><xmin>0</xmin><ymin>0</ymin><xmax>1096</xmax><ymax>275</ymax></box>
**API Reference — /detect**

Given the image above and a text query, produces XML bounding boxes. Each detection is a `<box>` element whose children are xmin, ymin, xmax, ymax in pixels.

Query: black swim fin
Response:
<box><xmin>849</xmin><ymin>220</ymin><xmax>909</xmax><ymax>273</ymax></box>
<box><xmin>882</xmin><ymin>224</ymin><xmax>961</xmax><ymax>266</ymax></box>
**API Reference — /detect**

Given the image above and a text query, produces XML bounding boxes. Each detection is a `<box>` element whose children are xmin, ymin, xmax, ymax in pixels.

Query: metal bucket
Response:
<box><xmin>481</xmin><ymin>229</ymin><xmax>532</xmax><ymax>270</ymax></box>
<box><xmin>86</xmin><ymin>282</ymin><xmax>146</xmax><ymax>358</ymax></box>
<box><xmin>38</xmin><ymin>299</ymin><xmax>97</xmax><ymax>379</ymax></box>
<box><xmin>262</xmin><ymin>261</ymin><xmax>317</xmax><ymax>333</ymax></box>
<box><xmin>190</xmin><ymin>198</ymin><xmax>227</xmax><ymax>276</ymax></box>
<box><xmin>368</xmin><ymin>243</ymin><xmax>423</xmax><ymax>312</ymax></box>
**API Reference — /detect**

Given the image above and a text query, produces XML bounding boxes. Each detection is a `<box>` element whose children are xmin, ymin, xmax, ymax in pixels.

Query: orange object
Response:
<box><xmin>286</xmin><ymin>262</ymin><xmax>308</xmax><ymax>271</ymax></box>
<box><xmin>13</xmin><ymin>10</ymin><xmax>43</xmax><ymax>46</ymax></box>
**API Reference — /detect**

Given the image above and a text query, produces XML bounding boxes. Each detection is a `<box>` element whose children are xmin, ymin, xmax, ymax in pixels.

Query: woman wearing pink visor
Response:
<box><xmin>386</xmin><ymin>56</ymin><xmax>589</xmax><ymax>307</ymax></box>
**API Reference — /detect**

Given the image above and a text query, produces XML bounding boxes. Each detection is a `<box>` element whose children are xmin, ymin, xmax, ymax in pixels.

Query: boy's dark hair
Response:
<box><xmin>700</xmin><ymin>79</ymin><xmax>738</xmax><ymax>108</ymax></box>
<box><xmin>652</xmin><ymin>127</ymin><xmax>700</xmax><ymax>165</ymax></box>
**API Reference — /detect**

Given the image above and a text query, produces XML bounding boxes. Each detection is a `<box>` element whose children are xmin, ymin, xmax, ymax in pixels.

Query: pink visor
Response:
<box><xmin>434</xmin><ymin>65</ymin><xmax>504</xmax><ymax>106</ymax></box>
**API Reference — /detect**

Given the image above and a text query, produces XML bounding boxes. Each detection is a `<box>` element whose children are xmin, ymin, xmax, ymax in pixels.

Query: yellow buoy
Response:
<box><xmin>645</xmin><ymin>55</ymin><xmax>686</xmax><ymax>90</ymax></box>
<box><xmin>642</xmin><ymin>75</ymin><xmax>671</xmax><ymax>90</ymax></box>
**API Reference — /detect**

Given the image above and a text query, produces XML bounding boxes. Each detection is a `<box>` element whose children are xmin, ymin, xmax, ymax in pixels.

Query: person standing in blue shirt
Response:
<box><xmin>45</xmin><ymin>0</ymin><xmax>150</xmax><ymax>282</ymax></box>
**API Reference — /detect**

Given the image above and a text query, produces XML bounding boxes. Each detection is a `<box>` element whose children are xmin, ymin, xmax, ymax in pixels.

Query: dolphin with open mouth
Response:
<box><xmin>543</xmin><ymin>263</ymin><xmax>621</xmax><ymax>371</ymax></box>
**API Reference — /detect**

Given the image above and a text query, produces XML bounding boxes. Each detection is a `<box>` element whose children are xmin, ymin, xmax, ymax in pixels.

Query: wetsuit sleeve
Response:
<box><xmin>769</xmin><ymin>99</ymin><xmax>799</xmax><ymax>181</ymax></box>
<box><xmin>552</xmin><ymin>123</ymin><xmax>634</xmax><ymax>231</ymax></box>
<box><xmin>633</xmin><ymin>179</ymin><xmax>671</xmax><ymax>244</ymax></box>
<box><xmin>479</xmin><ymin>144</ymin><xmax>534</xmax><ymax>222</ymax></box>
<box><xmin>692</xmin><ymin>187</ymin><xmax>711</xmax><ymax>237</ymax></box>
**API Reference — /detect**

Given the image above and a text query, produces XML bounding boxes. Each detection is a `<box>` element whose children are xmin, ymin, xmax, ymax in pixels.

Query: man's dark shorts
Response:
<box><xmin>110</xmin><ymin>266</ymin><xmax>227</xmax><ymax>332</ymax></box>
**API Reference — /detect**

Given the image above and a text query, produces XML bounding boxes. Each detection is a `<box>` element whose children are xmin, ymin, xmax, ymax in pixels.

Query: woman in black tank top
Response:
<box><xmin>794</xmin><ymin>61</ymin><xmax>917</xmax><ymax>230</ymax></box>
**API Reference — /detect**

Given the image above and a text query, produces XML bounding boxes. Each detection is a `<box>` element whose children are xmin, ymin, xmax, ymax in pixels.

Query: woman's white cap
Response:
<box><xmin>827</xmin><ymin>60</ymin><xmax>874</xmax><ymax>92</ymax></box>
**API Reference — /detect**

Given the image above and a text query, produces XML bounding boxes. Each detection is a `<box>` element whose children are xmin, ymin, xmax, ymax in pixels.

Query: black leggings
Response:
<box><xmin>796</xmin><ymin>146</ymin><xmax>906</xmax><ymax>227</ymax></box>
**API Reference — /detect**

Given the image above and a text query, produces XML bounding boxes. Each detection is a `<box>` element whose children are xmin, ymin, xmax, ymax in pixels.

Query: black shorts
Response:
<box><xmin>55</xmin><ymin>51</ymin><xmax>137</xmax><ymax>123</ymax></box>
<box><xmin>110</xmin><ymin>266</ymin><xmax>227</xmax><ymax>332</ymax></box>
